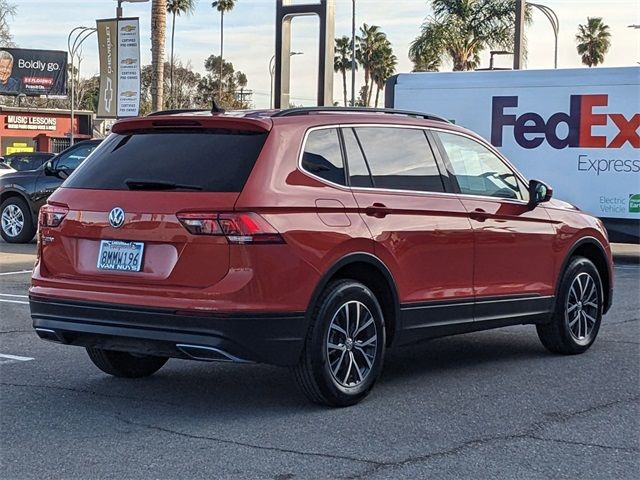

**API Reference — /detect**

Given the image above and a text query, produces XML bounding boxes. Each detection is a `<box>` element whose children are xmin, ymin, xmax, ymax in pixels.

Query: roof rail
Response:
<box><xmin>147</xmin><ymin>108</ymin><xmax>207</xmax><ymax>117</ymax></box>
<box><xmin>272</xmin><ymin>107</ymin><xmax>450</xmax><ymax>123</ymax></box>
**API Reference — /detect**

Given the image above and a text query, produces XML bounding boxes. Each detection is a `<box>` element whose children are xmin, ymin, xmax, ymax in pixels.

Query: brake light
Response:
<box><xmin>39</xmin><ymin>204</ymin><xmax>69</xmax><ymax>228</ymax></box>
<box><xmin>177</xmin><ymin>212</ymin><xmax>284</xmax><ymax>244</ymax></box>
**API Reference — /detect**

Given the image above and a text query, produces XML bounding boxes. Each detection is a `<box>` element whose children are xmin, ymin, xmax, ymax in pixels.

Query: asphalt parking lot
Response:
<box><xmin>1</xmin><ymin>241</ymin><xmax>638</xmax><ymax>480</ymax></box>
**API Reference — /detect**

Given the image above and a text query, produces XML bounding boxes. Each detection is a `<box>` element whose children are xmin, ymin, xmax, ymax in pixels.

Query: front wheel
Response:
<box><xmin>86</xmin><ymin>348</ymin><xmax>168</xmax><ymax>378</ymax></box>
<box><xmin>537</xmin><ymin>256</ymin><xmax>603</xmax><ymax>354</ymax></box>
<box><xmin>293</xmin><ymin>280</ymin><xmax>386</xmax><ymax>407</ymax></box>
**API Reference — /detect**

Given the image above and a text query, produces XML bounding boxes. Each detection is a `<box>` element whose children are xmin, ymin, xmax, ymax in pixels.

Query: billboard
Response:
<box><xmin>97</xmin><ymin>18</ymin><xmax>141</xmax><ymax>119</ymax></box>
<box><xmin>0</xmin><ymin>48</ymin><xmax>67</xmax><ymax>97</ymax></box>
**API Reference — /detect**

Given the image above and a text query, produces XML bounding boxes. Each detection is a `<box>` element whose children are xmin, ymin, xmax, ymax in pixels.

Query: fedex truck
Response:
<box><xmin>386</xmin><ymin>67</ymin><xmax>640</xmax><ymax>242</ymax></box>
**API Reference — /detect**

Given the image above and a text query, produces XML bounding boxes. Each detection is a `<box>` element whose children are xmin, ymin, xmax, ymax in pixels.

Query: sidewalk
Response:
<box><xmin>612</xmin><ymin>243</ymin><xmax>640</xmax><ymax>265</ymax></box>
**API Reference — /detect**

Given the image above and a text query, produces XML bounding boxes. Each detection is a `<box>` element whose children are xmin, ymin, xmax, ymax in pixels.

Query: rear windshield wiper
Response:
<box><xmin>125</xmin><ymin>179</ymin><xmax>203</xmax><ymax>191</ymax></box>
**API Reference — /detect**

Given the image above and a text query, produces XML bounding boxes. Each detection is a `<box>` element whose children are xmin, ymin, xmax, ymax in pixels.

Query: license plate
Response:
<box><xmin>97</xmin><ymin>240</ymin><xmax>144</xmax><ymax>272</ymax></box>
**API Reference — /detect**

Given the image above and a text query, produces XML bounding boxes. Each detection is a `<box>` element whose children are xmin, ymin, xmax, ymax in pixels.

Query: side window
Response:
<box><xmin>437</xmin><ymin>132</ymin><xmax>527</xmax><ymax>201</ymax></box>
<box><xmin>55</xmin><ymin>144</ymin><xmax>97</xmax><ymax>171</ymax></box>
<box><xmin>354</xmin><ymin>127</ymin><xmax>445</xmax><ymax>192</ymax></box>
<box><xmin>342</xmin><ymin>128</ymin><xmax>373</xmax><ymax>188</ymax></box>
<box><xmin>301</xmin><ymin>128</ymin><xmax>346</xmax><ymax>186</ymax></box>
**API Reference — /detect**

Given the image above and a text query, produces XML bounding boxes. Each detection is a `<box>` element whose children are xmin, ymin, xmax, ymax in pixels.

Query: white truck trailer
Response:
<box><xmin>386</xmin><ymin>67</ymin><xmax>640</xmax><ymax>242</ymax></box>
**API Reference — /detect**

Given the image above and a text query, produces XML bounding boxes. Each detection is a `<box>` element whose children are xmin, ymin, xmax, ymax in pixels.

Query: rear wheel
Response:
<box><xmin>86</xmin><ymin>348</ymin><xmax>168</xmax><ymax>378</ymax></box>
<box><xmin>1</xmin><ymin>197</ymin><xmax>35</xmax><ymax>243</ymax></box>
<box><xmin>293</xmin><ymin>280</ymin><xmax>386</xmax><ymax>407</ymax></box>
<box><xmin>537</xmin><ymin>256</ymin><xmax>603</xmax><ymax>354</ymax></box>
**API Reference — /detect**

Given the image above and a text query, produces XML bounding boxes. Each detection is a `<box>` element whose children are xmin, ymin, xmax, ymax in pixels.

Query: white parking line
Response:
<box><xmin>0</xmin><ymin>353</ymin><xmax>34</xmax><ymax>361</ymax></box>
<box><xmin>0</xmin><ymin>270</ymin><xmax>33</xmax><ymax>276</ymax></box>
<box><xmin>0</xmin><ymin>293</ymin><xmax>28</xmax><ymax>298</ymax></box>
<box><xmin>0</xmin><ymin>353</ymin><xmax>34</xmax><ymax>366</ymax></box>
<box><xmin>0</xmin><ymin>299</ymin><xmax>29</xmax><ymax>305</ymax></box>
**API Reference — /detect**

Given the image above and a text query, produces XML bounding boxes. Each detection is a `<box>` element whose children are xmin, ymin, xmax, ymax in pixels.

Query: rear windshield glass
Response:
<box><xmin>64</xmin><ymin>129</ymin><xmax>267</xmax><ymax>192</ymax></box>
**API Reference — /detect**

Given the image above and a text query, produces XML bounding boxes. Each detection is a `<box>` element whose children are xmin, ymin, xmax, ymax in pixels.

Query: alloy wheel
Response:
<box><xmin>566</xmin><ymin>272</ymin><xmax>599</xmax><ymax>344</ymax></box>
<box><xmin>1</xmin><ymin>204</ymin><xmax>24</xmax><ymax>238</ymax></box>
<box><xmin>326</xmin><ymin>300</ymin><xmax>378</xmax><ymax>388</ymax></box>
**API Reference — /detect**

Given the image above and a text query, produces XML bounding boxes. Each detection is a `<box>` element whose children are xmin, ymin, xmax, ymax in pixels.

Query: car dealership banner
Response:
<box><xmin>97</xmin><ymin>17</ymin><xmax>141</xmax><ymax>118</ymax></box>
<box><xmin>389</xmin><ymin>67</ymin><xmax>640</xmax><ymax>221</ymax></box>
<box><xmin>0</xmin><ymin>48</ymin><xmax>67</xmax><ymax>97</ymax></box>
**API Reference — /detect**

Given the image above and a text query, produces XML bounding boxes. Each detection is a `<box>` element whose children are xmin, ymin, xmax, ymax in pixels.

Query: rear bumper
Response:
<box><xmin>30</xmin><ymin>296</ymin><xmax>308</xmax><ymax>367</ymax></box>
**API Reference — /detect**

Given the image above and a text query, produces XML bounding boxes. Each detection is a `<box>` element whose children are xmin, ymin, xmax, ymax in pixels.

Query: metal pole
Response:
<box><xmin>529</xmin><ymin>3</ymin><xmax>560</xmax><ymax>69</ymax></box>
<box><xmin>350</xmin><ymin>0</ymin><xmax>356</xmax><ymax>107</ymax></box>
<box><xmin>117</xmin><ymin>0</ymin><xmax>123</xmax><ymax>18</ymax></box>
<box><xmin>513</xmin><ymin>0</ymin><xmax>525</xmax><ymax>69</ymax></box>
<box><xmin>67</xmin><ymin>27</ymin><xmax>96</xmax><ymax>147</ymax></box>
<box><xmin>269</xmin><ymin>55</ymin><xmax>275</xmax><ymax>109</ymax></box>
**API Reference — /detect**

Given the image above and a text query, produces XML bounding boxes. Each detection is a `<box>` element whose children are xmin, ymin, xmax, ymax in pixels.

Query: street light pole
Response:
<box><xmin>67</xmin><ymin>26</ymin><xmax>97</xmax><ymax>147</ymax></box>
<box><xmin>351</xmin><ymin>0</ymin><xmax>356</xmax><ymax>107</ymax></box>
<box><xmin>530</xmin><ymin>3</ymin><xmax>560</xmax><ymax>68</ymax></box>
<box><xmin>514</xmin><ymin>0</ymin><xmax>525</xmax><ymax>69</ymax></box>
<box><xmin>115</xmin><ymin>0</ymin><xmax>149</xmax><ymax>19</ymax></box>
<box><xmin>270</xmin><ymin>52</ymin><xmax>303</xmax><ymax>109</ymax></box>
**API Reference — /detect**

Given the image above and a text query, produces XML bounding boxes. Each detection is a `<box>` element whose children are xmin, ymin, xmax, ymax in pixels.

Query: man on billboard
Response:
<box><xmin>0</xmin><ymin>51</ymin><xmax>20</xmax><ymax>93</ymax></box>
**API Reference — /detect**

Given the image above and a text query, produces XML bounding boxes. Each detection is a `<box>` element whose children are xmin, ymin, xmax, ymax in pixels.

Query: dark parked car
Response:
<box><xmin>2</xmin><ymin>152</ymin><xmax>55</xmax><ymax>172</ymax></box>
<box><xmin>29</xmin><ymin>108</ymin><xmax>614</xmax><ymax>407</ymax></box>
<box><xmin>0</xmin><ymin>140</ymin><xmax>101</xmax><ymax>243</ymax></box>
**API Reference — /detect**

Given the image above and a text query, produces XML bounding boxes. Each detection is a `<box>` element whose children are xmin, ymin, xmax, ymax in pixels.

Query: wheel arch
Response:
<box><xmin>559</xmin><ymin>236</ymin><xmax>612</xmax><ymax>314</ymax></box>
<box><xmin>307</xmin><ymin>253</ymin><xmax>401</xmax><ymax>347</ymax></box>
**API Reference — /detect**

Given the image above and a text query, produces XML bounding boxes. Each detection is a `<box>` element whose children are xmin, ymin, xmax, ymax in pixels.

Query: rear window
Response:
<box><xmin>64</xmin><ymin>129</ymin><xmax>268</xmax><ymax>192</ymax></box>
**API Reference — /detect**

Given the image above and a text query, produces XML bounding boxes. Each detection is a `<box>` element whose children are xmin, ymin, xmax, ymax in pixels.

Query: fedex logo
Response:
<box><xmin>491</xmin><ymin>95</ymin><xmax>639</xmax><ymax>149</ymax></box>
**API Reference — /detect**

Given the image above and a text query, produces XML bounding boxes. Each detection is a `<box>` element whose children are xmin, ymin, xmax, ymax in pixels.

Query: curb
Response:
<box><xmin>613</xmin><ymin>254</ymin><xmax>640</xmax><ymax>266</ymax></box>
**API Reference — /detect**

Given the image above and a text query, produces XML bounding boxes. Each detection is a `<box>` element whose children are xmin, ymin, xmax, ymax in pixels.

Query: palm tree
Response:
<box><xmin>334</xmin><ymin>36</ymin><xmax>354</xmax><ymax>107</ymax></box>
<box><xmin>212</xmin><ymin>0</ymin><xmax>236</xmax><ymax>99</ymax></box>
<box><xmin>371</xmin><ymin>43</ymin><xmax>397</xmax><ymax>108</ymax></box>
<box><xmin>410</xmin><ymin>0</ymin><xmax>529</xmax><ymax>71</ymax></box>
<box><xmin>151</xmin><ymin>0</ymin><xmax>167</xmax><ymax>111</ymax></box>
<box><xmin>167</xmin><ymin>0</ymin><xmax>196</xmax><ymax>108</ymax></box>
<box><xmin>357</xmin><ymin>24</ymin><xmax>387</xmax><ymax>106</ymax></box>
<box><xmin>576</xmin><ymin>17</ymin><xmax>611</xmax><ymax>67</ymax></box>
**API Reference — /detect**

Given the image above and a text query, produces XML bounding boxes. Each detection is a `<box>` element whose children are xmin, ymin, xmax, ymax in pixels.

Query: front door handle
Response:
<box><xmin>469</xmin><ymin>208</ymin><xmax>488</xmax><ymax>222</ymax></box>
<box><xmin>365</xmin><ymin>203</ymin><xmax>391</xmax><ymax>218</ymax></box>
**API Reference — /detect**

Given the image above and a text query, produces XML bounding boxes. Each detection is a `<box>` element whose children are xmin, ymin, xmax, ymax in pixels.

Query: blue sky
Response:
<box><xmin>9</xmin><ymin>0</ymin><xmax>640</xmax><ymax>108</ymax></box>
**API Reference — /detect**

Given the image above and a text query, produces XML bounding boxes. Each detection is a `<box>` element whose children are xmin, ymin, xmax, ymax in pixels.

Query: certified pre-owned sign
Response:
<box><xmin>97</xmin><ymin>18</ymin><xmax>141</xmax><ymax>119</ymax></box>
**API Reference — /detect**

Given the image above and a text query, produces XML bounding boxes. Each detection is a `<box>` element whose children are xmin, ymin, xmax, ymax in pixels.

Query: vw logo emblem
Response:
<box><xmin>108</xmin><ymin>207</ymin><xmax>125</xmax><ymax>228</ymax></box>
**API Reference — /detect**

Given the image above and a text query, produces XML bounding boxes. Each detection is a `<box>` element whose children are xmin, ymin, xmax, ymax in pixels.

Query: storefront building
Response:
<box><xmin>0</xmin><ymin>106</ymin><xmax>93</xmax><ymax>155</ymax></box>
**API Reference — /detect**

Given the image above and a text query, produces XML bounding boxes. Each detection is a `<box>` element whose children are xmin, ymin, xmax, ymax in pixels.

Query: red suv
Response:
<box><xmin>30</xmin><ymin>107</ymin><xmax>613</xmax><ymax>407</ymax></box>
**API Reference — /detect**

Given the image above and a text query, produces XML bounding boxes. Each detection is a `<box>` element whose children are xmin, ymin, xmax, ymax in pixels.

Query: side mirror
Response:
<box><xmin>529</xmin><ymin>179</ymin><xmax>553</xmax><ymax>206</ymax></box>
<box><xmin>44</xmin><ymin>160</ymin><xmax>55</xmax><ymax>175</ymax></box>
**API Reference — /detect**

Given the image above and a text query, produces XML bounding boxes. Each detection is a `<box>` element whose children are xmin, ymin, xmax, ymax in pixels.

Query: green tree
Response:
<box><xmin>371</xmin><ymin>43</ymin><xmax>397</xmax><ymax>108</ymax></box>
<box><xmin>151</xmin><ymin>0</ymin><xmax>167</xmax><ymax>111</ymax></box>
<box><xmin>409</xmin><ymin>23</ymin><xmax>443</xmax><ymax>71</ymax></box>
<box><xmin>0</xmin><ymin>0</ymin><xmax>17</xmax><ymax>47</ymax></box>
<box><xmin>167</xmin><ymin>0</ymin><xmax>197</xmax><ymax>107</ymax></box>
<box><xmin>357</xmin><ymin>24</ymin><xmax>388</xmax><ymax>106</ymax></box>
<box><xmin>197</xmin><ymin>54</ymin><xmax>248</xmax><ymax>109</ymax></box>
<box><xmin>212</xmin><ymin>0</ymin><xmax>237</xmax><ymax>99</ymax></box>
<box><xmin>334</xmin><ymin>36</ymin><xmax>354</xmax><ymax>107</ymax></box>
<box><xmin>576</xmin><ymin>17</ymin><xmax>611</xmax><ymax>67</ymax></box>
<box><xmin>410</xmin><ymin>0</ymin><xmax>528</xmax><ymax>71</ymax></box>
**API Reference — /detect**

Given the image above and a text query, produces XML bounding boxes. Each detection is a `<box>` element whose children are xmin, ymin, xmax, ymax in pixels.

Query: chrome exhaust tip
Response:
<box><xmin>175</xmin><ymin>344</ymin><xmax>252</xmax><ymax>363</ymax></box>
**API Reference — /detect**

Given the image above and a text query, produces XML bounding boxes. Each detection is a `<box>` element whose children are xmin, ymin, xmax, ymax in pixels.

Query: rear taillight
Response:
<box><xmin>39</xmin><ymin>204</ymin><xmax>69</xmax><ymax>228</ymax></box>
<box><xmin>177</xmin><ymin>212</ymin><xmax>284</xmax><ymax>244</ymax></box>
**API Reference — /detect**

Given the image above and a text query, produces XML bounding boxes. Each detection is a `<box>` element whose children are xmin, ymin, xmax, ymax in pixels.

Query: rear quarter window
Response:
<box><xmin>64</xmin><ymin>129</ymin><xmax>268</xmax><ymax>192</ymax></box>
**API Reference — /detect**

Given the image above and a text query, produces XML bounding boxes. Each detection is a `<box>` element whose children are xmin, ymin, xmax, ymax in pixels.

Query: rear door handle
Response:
<box><xmin>469</xmin><ymin>208</ymin><xmax>488</xmax><ymax>222</ymax></box>
<box><xmin>365</xmin><ymin>203</ymin><xmax>391</xmax><ymax>218</ymax></box>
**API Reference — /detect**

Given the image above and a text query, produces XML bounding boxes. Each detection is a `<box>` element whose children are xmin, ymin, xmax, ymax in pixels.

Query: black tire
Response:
<box><xmin>293</xmin><ymin>279</ymin><xmax>386</xmax><ymax>407</ymax></box>
<box><xmin>1</xmin><ymin>197</ymin><xmax>36</xmax><ymax>243</ymax></box>
<box><xmin>537</xmin><ymin>256</ymin><xmax>603</xmax><ymax>355</ymax></box>
<box><xmin>86</xmin><ymin>348</ymin><xmax>168</xmax><ymax>378</ymax></box>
